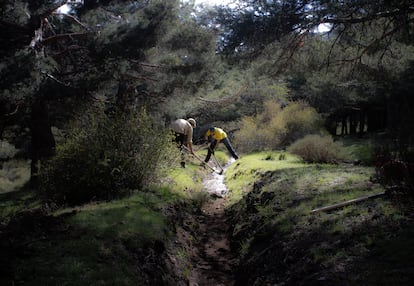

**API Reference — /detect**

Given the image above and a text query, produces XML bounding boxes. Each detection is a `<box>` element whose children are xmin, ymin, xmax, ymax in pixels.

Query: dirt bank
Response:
<box><xmin>188</xmin><ymin>197</ymin><xmax>238</xmax><ymax>286</ymax></box>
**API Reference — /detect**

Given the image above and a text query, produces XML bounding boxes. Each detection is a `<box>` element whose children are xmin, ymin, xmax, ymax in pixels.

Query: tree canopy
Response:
<box><xmin>1</xmin><ymin>0</ymin><xmax>414</xmax><ymax>158</ymax></box>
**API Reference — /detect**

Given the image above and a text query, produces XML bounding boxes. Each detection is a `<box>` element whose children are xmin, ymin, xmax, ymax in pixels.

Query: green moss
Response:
<box><xmin>225</xmin><ymin>151</ymin><xmax>305</xmax><ymax>206</ymax></box>
<box><xmin>224</xmin><ymin>149</ymin><xmax>414</xmax><ymax>285</ymax></box>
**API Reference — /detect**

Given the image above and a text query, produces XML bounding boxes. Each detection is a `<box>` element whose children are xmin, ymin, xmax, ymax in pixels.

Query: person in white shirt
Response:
<box><xmin>170</xmin><ymin>118</ymin><xmax>196</xmax><ymax>167</ymax></box>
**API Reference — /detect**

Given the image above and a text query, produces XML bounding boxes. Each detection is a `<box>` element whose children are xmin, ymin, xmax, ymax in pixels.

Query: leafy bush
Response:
<box><xmin>287</xmin><ymin>134</ymin><xmax>346</xmax><ymax>163</ymax></box>
<box><xmin>0</xmin><ymin>140</ymin><xmax>18</xmax><ymax>159</ymax></box>
<box><xmin>347</xmin><ymin>142</ymin><xmax>379</xmax><ymax>165</ymax></box>
<box><xmin>40</xmin><ymin>107</ymin><xmax>174</xmax><ymax>205</ymax></box>
<box><xmin>234</xmin><ymin>116</ymin><xmax>270</xmax><ymax>152</ymax></box>
<box><xmin>234</xmin><ymin>100</ymin><xmax>323</xmax><ymax>152</ymax></box>
<box><xmin>271</xmin><ymin>101</ymin><xmax>323</xmax><ymax>145</ymax></box>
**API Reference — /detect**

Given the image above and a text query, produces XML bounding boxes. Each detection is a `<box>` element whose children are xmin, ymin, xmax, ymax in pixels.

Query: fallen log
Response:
<box><xmin>310</xmin><ymin>192</ymin><xmax>386</xmax><ymax>214</ymax></box>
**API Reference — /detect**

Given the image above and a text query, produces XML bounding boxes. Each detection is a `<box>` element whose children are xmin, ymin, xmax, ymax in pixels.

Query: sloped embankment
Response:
<box><xmin>174</xmin><ymin>158</ymin><xmax>239</xmax><ymax>286</ymax></box>
<box><xmin>187</xmin><ymin>197</ymin><xmax>238</xmax><ymax>286</ymax></box>
<box><xmin>0</xmin><ymin>190</ymin><xmax>190</xmax><ymax>286</ymax></box>
<box><xmin>224</xmin><ymin>158</ymin><xmax>414</xmax><ymax>285</ymax></box>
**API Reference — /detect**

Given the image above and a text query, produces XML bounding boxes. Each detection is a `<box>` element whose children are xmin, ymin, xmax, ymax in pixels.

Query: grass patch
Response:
<box><xmin>66</xmin><ymin>195</ymin><xmax>169</xmax><ymax>242</ymax></box>
<box><xmin>225</xmin><ymin>150</ymin><xmax>414</xmax><ymax>285</ymax></box>
<box><xmin>339</xmin><ymin>136</ymin><xmax>388</xmax><ymax>165</ymax></box>
<box><xmin>6</xmin><ymin>190</ymin><xmax>178</xmax><ymax>286</ymax></box>
<box><xmin>0</xmin><ymin>188</ymin><xmax>41</xmax><ymax>223</ymax></box>
<box><xmin>225</xmin><ymin>151</ymin><xmax>305</xmax><ymax>206</ymax></box>
<box><xmin>0</xmin><ymin>159</ymin><xmax>31</xmax><ymax>194</ymax></box>
<box><xmin>1</xmin><ymin>153</ymin><xmax>210</xmax><ymax>286</ymax></box>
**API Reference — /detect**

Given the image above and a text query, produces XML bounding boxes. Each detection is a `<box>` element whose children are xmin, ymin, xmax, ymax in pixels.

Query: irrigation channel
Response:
<box><xmin>188</xmin><ymin>158</ymin><xmax>239</xmax><ymax>286</ymax></box>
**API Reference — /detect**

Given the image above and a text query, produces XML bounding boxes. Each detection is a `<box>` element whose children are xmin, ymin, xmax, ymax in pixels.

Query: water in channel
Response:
<box><xmin>202</xmin><ymin>158</ymin><xmax>235</xmax><ymax>197</ymax></box>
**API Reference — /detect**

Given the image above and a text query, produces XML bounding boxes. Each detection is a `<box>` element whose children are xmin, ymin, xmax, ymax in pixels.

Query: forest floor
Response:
<box><xmin>184</xmin><ymin>159</ymin><xmax>238</xmax><ymax>286</ymax></box>
<box><xmin>182</xmin><ymin>178</ymin><xmax>414</xmax><ymax>286</ymax></box>
<box><xmin>2</xmin><ymin>150</ymin><xmax>414</xmax><ymax>285</ymax></box>
<box><xmin>187</xmin><ymin>197</ymin><xmax>238</xmax><ymax>286</ymax></box>
<box><xmin>223</xmin><ymin>153</ymin><xmax>414</xmax><ymax>286</ymax></box>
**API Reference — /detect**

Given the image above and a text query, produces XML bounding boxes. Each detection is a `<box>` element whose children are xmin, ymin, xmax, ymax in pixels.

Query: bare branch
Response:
<box><xmin>4</xmin><ymin>102</ymin><xmax>23</xmax><ymax>117</ymax></box>
<box><xmin>38</xmin><ymin>1</ymin><xmax>68</xmax><ymax>19</ymax></box>
<box><xmin>42</xmin><ymin>71</ymin><xmax>70</xmax><ymax>86</ymax></box>
<box><xmin>322</xmin><ymin>7</ymin><xmax>414</xmax><ymax>25</ymax></box>
<box><xmin>326</xmin><ymin>26</ymin><xmax>346</xmax><ymax>71</ymax></box>
<box><xmin>53</xmin><ymin>12</ymin><xmax>90</xmax><ymax>31</ymax></box>
<box><xmin>41</xmin><ymin>32</ymin><xmax>91</xmax><ymax>45</ymax></box>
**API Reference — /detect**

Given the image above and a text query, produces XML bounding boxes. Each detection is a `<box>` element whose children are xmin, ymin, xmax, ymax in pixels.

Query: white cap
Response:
<box><xmin>187</xmin><ymin>118</ymin><xmax>196</xmax><ymax>128</ymax></box>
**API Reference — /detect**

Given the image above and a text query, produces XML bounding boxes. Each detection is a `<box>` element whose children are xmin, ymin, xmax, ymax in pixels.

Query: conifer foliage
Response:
<box><xmin>0</xmin><ymin>0</ymin><xmax>214</xmax><ymax>187</ymax></box>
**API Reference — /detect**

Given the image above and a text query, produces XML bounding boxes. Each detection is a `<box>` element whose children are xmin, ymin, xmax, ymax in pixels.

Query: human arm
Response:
<box><xmin>186</xmin><ymin>126</ymin><xmax>195</xmax><ymax>154</ymax></box>
<box><xmin>187</xmin><ymin>142</ymin><xmax>194</xmax><ymax>154</ymax></box>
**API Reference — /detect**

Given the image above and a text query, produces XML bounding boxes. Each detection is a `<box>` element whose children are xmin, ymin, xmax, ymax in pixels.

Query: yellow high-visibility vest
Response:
<box><xmin>205</xmin><ymin>127</ymin><xmax>227</xmax><ymax>141</ymax></box>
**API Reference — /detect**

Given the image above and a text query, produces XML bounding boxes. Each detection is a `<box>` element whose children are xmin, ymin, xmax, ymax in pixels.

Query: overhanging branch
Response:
<box><xmin>322</xmin><ymin>7</ymin><xmax>414</xmax><ymax>25</ymax></box>
<box><xmin>41</xmin><ymin>32</ymin><xmax>91</xmax><ymax>45</ymax></box>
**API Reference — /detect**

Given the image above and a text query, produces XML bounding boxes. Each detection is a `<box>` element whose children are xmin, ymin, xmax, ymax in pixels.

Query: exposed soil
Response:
<box><xmin>6</xmin><ymin>159</ymin><xmax>413</xmax><ymax>285</ymax></box>
<box><xmin>188</xmin><ymin>196</ymin><xmax>239</xmax><ymax>286</ymax></box>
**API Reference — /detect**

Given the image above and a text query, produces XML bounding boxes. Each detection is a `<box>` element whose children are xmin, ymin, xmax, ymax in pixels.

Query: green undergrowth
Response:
<box><xmin>0</xmin><ymin>157</ymin><xmax>210</xmax><ymax>286</ymax></box>
<box><xmin>0</xmin><ymin>188</ymin><xmax>41</xmax><ymax>223</ymax></box>
<box><xmin>194</xmin><ymin>146</ymin><xmax>229</xmax><ymax>167</ymax></box>
<box><xmin>163</xmin><ymin>151</ymin><xmax>213</xmax><ymax>207</ymax></box>
<box><xmin>225</xmin><ymin>151</ymin><xmax>305</xmax><ymax>206</ymax></box>
<box><xmin>225</xmin><ymin>150</ymin><xmax>414</xmax><ymax>285</ymax></box>
<box><xmin>0</xmin><ymin>159</ymin><xmax>31</xmax><ymax>194</ymax></box>
<box><xmin>4</xmin><ymin>142</ymin><xmax>411</xmax><ymax>285</ymax></box>
<box><xmin>1</xmin><ymin>189</ymin><xmax>180</xmax><ymax>286</ymax></box>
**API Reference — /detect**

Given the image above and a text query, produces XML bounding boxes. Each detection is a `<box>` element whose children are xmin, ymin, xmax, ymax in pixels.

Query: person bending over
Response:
<box><xmin>204</xmin><ymin>127</ymin><xmax>238</xmax><ymax>163</ymax></box>
<box><xmin>170</xmin><ymin>118</ymin><xmax>196</xmax><ymax>167</ymax></box>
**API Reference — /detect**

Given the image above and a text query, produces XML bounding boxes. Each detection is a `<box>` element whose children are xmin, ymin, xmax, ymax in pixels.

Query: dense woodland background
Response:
<box><xmin>1</xmin><ymin>1</ymin><xmax>414</xmax><ymax>285</ymax></box>
<box><xmin>1</xmin><ymin>0</ymin><xmax>414</xmax><ymax>200</ymax></box>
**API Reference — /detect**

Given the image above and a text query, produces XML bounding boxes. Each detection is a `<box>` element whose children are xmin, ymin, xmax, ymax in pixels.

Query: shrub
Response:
<box><xmin>234</xmin><ymin>116</ymin><xmax>270</xmax><ymax>152</ymax></box>
<box><xmin>269</xmin><ymin>101</ymin><xmax>323</xmax><ymax>146</ymax></box>
<box><xmin>234</xmin><ymin>100</ymin><xmax>324</xmax><ymax>152</ymax></box>
<box><xmin>287</xmin><ymin>134</ymin><xmax>346</xmax><ymax>163</ymax></box>
<box><xmin>0</xmin><ymin>140</ymin><xmax>18</xmax><ymax>159</ymax></box>
<box><xmin>39</xmin><ymin>107</ymin><xmax>174</xmax><ymax>205</ymax></box>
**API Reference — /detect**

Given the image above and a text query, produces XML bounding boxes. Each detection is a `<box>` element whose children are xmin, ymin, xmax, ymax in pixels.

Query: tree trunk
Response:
<box><xmin>116</xmin><ymin>78</ymin><xmax>128</xmax><ymax>112</ymax></box>
<box><xmin>349</xmin><ymin>112</ymin><xmax>357</xmax><ymax>135</ymax></box>
<box><xmin>30</xmin><ymin>99</ymin><xmax>56</xmax><ymax>186</ymax></box>
<box><xmin>341</xmin><ymin>116</ymin><xmax>348</xmax><ymax>135</ymax></box>
<box><xmin>358</xmin><ymin>109</ymin><xmax>366</xmax><ymax>137</ymax></box>
<box><xmin>325</xmin><ymin>115</ymin><xmax>337</xmax><ymax>136</ymax></box>
<box><xmin>367</xmin><ymin>107</ymin><xmax>386</xmax><ymax>132</ymax></box>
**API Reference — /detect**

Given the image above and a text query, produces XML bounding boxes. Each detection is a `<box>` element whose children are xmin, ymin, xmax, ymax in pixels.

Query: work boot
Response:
<box><xmin>180</xmin><ymin>162</ymin><xmax>185</xmax><ymax>168</ymax></box>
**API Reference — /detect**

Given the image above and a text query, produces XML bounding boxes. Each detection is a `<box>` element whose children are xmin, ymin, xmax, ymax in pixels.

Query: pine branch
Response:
<box><xmin>41</xmin><ymin>32</ymin><xmax>91</xmax><ymax>45</ymax></box>
<box><xmin>322</xmin><ymin>7</ymin><xmax>414</xmax><ymax>25</ymax></box>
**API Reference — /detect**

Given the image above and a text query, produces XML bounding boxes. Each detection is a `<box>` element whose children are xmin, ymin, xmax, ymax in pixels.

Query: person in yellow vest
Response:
<box><xmin>204</xmin><ymin>127</ymin><xmax>238</xmax><ymax>163</ymax></box>
<box><xmin>170</xmin><ymin>118</ymin><xmax>196</xmax><ymax>168</ymax></box>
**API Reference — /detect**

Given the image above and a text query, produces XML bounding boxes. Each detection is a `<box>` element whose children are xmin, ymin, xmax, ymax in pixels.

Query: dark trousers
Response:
<box><xmin>173</xmin><ymin>132</ymin><xmax>187</xmax><ymax>164</ymax></box>
<box><xmin>173</xmin><ymin>132</ymin><xmax>185</xmax><ymax>146</ymax></box>
<box><xmin>205</xmin><ymin>137</ymin><xmax>238</xmax><ymax>162</ymax></box>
